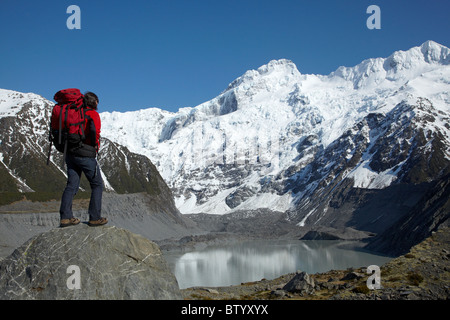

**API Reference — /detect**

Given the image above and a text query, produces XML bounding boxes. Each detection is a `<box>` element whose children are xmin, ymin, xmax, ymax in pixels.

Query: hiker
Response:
<box><xmin>58</xmin><ymin>91</ymin><xmax>107</xmax><ymax>227</ymax></box>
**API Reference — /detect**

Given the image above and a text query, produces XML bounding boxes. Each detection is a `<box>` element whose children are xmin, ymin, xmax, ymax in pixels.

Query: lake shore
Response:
<box><xmin>162</xmin><ymin>236</ymin><xmax>391</xmax><ymax>289</ymax></box>
<box><xmin>180</xmin><ymin>228</ymin><xmax>450</xmax><ymax>300</ymax></box>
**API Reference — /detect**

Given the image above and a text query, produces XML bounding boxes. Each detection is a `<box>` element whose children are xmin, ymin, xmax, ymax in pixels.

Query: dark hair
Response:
<box><xmin>84</xmin><ymin>92</ymin><xmax>99</xmax><ymax>110</ymax></box>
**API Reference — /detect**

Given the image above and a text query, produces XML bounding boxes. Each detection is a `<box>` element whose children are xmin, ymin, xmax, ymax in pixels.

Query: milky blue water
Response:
<box><xmin>163</xmin><ymin>239</ymin><xmax>392</xmax><ymax>289</ymax></box>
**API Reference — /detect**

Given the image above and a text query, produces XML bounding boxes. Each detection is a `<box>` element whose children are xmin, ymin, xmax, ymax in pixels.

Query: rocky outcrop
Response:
<box><xmin>300</xmin><ymin>227</ymin><xmax>375</xmax><ymax>240</ymax></box>
<box><xmin>286</xmin><ymin>101</ymin><xmax>450</xmax><ymax>232</ymax></box>
<box><xmin>186</xmin><ymin>209</ymin><xmax>299</xmax><ymax>238</ymax></box>
<box><xmin>0</xmin><ymin>224</ymin><xmax>182</xmax><ymax>300</ymax></box>
<box><xmin>282</xmin><ymin>271</ymin><xmax>315</xmax><ymax>295</ymax></box>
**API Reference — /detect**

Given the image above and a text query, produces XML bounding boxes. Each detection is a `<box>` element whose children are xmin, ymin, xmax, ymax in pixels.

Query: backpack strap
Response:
<box><xmin>58</xmin><ymin>104</ymin><xmax>66</xmax><ymax>144</ymax></box>
<box><xmin>78</xmin><ymin>105</ymin><xmax>87</xmax><ymax>140</ymax></box>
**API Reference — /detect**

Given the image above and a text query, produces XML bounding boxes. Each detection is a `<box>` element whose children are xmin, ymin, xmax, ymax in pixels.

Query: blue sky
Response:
<box><xmin>1</xmin><ymin>0</ymin><xmax>449</xmax><ymax>113</ymax></box>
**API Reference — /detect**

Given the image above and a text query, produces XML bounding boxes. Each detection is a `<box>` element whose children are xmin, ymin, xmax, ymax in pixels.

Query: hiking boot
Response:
<box><xmin>60</xmin><ymin>217</ymin><xmax>81</xmax><ymax>228</ymax></box>
<box><xmin>88</xmin><ymin>217</ymin><xmax>108</xmax><ymax>227</ymax></box>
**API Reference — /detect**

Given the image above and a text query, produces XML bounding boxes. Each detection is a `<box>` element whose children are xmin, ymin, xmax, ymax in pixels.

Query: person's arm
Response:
<box><xmin>88</xmin><ymin>110</ymin><xmax>101</xmax><ymax>151</ymax></box>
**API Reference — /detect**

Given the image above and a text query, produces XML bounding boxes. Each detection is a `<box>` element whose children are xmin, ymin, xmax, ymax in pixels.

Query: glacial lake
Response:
<box><xmin>163</xmin><ymin>239</ymin><xmax>392</xmax><ymax>289</ymax></box>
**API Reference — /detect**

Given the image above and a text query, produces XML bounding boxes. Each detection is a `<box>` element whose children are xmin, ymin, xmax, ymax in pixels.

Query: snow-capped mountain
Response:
<box><xmin>101</xmin><ymin>40</ymin><xmax>450</xmax><ymax>219</ymax></box>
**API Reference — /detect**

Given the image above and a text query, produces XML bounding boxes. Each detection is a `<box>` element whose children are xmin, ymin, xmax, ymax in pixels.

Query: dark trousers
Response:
<box><xmin>60</xmin><ymin>154</ymin><xmax>103</xmax><ymax>221</ymax></box>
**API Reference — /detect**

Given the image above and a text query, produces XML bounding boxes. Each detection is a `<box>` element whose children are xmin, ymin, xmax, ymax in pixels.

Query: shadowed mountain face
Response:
<box><xmin>284</xmin><ymin>99</ymin><xmax>450</xmax><ymax>230</ymax></box>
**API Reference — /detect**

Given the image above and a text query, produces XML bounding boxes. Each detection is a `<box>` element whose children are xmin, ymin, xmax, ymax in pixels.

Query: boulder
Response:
<box><xmin>300</xmin><ymin>227</ymin><xmax>374</xmax><ymax>240</ymax></box>
<box><xmin>0</xmin><ymin>224</ymin><xmax>182</xmax><ymax>300</ymax></box>
<box><xmin>282</xmin><ymin>271</ymin><xmax>315</xmax><ymax>294</ymax></box>
<box><xmin>341</xmin><ymin>271</ymin><xmax>364</xmax><ymax>281</ymax></box>
<box><xmin>300</xmin><ymin>230</ymin><xmax>341</xmax><ymax>240</ymax></box>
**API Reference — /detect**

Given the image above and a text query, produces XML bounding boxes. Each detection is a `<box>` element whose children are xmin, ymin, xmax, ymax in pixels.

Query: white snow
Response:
<box><xmin>346</xmin><ymin>160</ymin><xmax>399</xmax><ymax>189</ymax></box>
<box><xmin>0</xmin><ymin>89</ymin><xmax>50</xmax><ymax>119</ymax></box>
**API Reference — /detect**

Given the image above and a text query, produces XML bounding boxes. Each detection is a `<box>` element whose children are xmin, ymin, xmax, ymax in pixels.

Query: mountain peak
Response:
<box><xmin>0</xmin><ymin>89</ymin><xmax>49</xmax><ymax>119</ymax></box>
<box><xmin>419</xmin><ymin>40</ymin><xmax>450</xmax><ymax>64</ymax></box>
<box><xmin>330</xmin><ymin>40</ymin><xmax>450</xmax><ymax>89</ymax></box>
<box><xmin>225</xmin><ymin>58</ymin><xmax>301</xmax><ymax>92</ymax></box>
<box><xmin>383</xmin><ymin>40</ymin><xmax>449</xmax><ymax>71</ymax></box>
<box><xmin>257</xmin><ymin>59</ymin><xmax>299</xmax><ymax>73</ymax></box>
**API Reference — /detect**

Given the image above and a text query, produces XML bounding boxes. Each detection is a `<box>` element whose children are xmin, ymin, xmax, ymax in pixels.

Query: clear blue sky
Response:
<box><xmin>1</xmin><ymin>0</ymin><xmax>449</xmax><ymax>113</ymax></box>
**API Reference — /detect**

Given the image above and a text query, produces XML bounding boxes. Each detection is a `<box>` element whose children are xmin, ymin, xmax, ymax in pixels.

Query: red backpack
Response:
<box><xmin>47</xmin><ymin>88</ymin><xmax>87</xmax><ymax>163</ymax></box>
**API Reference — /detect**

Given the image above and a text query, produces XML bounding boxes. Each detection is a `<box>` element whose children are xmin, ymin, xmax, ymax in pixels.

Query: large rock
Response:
<box><xmin>0</xmin><ymin>224</ymin><xmax>182</xmax><ymax>300</ymax></box>
<box><xmin>0</xmin><ymin>192</ymin><xmax>201</xmax><ymax>259</ymax></box>
<box><xmin>282</xmin><ymin>271</ymin><xmax>315</xmax><ymax>295</ymax></box>
<box><xmin>300</xmin><ymin>227</ymin><xmax>374</xmax><ymax>240</ymax></box>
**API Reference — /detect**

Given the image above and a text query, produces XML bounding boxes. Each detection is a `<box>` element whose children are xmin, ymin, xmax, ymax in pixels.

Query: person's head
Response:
<box><xmin>84</xmin><ymin>92</ymin><xmax>99</xmax><ymax>110</ymax></box>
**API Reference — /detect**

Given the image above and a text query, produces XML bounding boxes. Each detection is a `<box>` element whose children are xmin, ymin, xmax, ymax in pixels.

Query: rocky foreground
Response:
<box><xmin>0</xmin><ymin>214</ymin><xmax>448</xmax><ymax>300</ymax></box>
<box><xmin>0</xmin><ymin>224</ymin><xmax>182</xmax><ymax>299</ymax></box>
<box><xmin>181</xmin><ymin>227</ymin><xmax>450</xmax><ymax>300</ymax></box>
